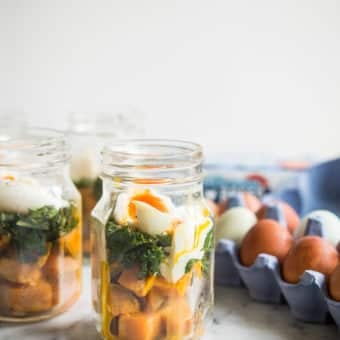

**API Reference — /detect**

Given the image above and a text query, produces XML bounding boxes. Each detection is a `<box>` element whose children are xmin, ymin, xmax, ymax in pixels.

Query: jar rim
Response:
<box><xmin>0</xmin><ymin>127</ymin><xmax>70</xmax><ymax>171</ymax></box>
<box><xmin>101</xmin><ymin>139</ymin><xmax>203</xmax><ymax>184</ymax></box>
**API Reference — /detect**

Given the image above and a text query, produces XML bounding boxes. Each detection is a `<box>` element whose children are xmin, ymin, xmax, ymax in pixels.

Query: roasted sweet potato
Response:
<box><xmin>60</xmin><ymin>226</ymin><xmax>82</xmax><ymax>258</ymax></box>
<box><xmin>43</xmin><ymin>253</ymin><xmax>80</xmax><ymax>280</ymax></box>
<box><xmin>0</xmin><ymin>279</ymin><xmax>53</xmax><ymax>313</ymax></box>
<box><xmin>43</xmin><ymin>252</ymin><xmax>81</xmax><ymax>305</ymax></box>
<box><xmin>153</xmin><ymin>271</ymin><xmax>192</xmax><ymax>297</ymax></box>
<box><xmin>160</xmin><ymin>296</ymin><xmax>193</xmax><ymax>338</ymax></box>
<box><xmin>119</xmin><ymin>312</ymin><xmax>162</xmax><ymax>340</ymax></box>
<box><xmin>0</xmin><ymin>234</ymin><xmax>10</xmax><ymax>252</ymax></box>
<box><xmin>79</xmin><ymin>187</ymin><xmax>96</xmax><ymax>254</ymax></box>
<box><xmin>118</xmin><ymin>267</ymin><xmax>155</xmax><ymax>297</ymax></box>
<box><xmin>146</xmin><ymin>288</ymin><xmax>168</xmax><ymax>312</ymax></box>
<box><xmin>0</xmin><ymin>258</ymin><xmax>41</xmax><ymax>285</ymax></box>
<box><xmin>110</xmin><ymin>284</ymin><xmax>140</xmax><ymax>316</ymax></box>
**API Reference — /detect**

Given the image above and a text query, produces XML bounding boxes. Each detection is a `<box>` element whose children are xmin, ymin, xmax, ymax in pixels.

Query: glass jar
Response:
<box><xmin>92</xmin><ymin>140</ymin><xmax>214</xmax><ymax>340</ymax></box>
<box><xmin>0</xmin><ymin>128</ymin><xmax>82</xmax><ymax>322</ymax></box>
<box><xmin>68</xmin><ymin>111</ymin><xmax>145</xmax><ymax>255</ymax></box>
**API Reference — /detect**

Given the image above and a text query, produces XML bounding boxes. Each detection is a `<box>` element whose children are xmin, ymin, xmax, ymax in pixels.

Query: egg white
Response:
<box><xmin>0</xmin><ymin>177</ymin><xmax>67</xmax><ymax>214</ymax></box>
<box><xmin>161</xmin><ymin>249</ymin><xmax>204</xmax><ymax>283</ymax></box>
<box><xmin>70</xmin><ymin>148</ymin><xmax>100</xmax><ymax>182</ymax></box>
<box><xmin>112</xmin><ymin>188</ymin><xmax>175</xmax><ymax>227</ymax></box>
<box><xmin>132</xmin><ymin>200</ymin><xmax>175</xmax><ymax>235</ymax></box>
<box><xmin>160</xmin><ymin>205</ymin><xmax>213</xmax><ymax>283</ymax></box>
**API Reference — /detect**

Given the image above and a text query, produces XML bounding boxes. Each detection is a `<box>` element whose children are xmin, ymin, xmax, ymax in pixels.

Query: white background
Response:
<box><xmin>0</xmin><ymin>0</ymin><xmax>339</xmax><ymax>157</ymax></box>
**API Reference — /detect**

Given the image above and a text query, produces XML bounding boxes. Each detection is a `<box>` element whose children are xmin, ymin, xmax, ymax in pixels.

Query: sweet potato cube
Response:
<box><xmin>110</xmin><ymin>284</ymin><xmax>140</xmax><ymax>316</ymax></box>
<box><xmin>0</xmin><ymin>258</ymin><xmax>41</xmax><ymax>285</ymax></box>
<box><xmin>0</xmin><ymin>279</ymin><xmax>53</xmax><ymax>313</ymax></box>
<box><xmin>161</xmin><ymin>296</ymin><xmax>193</xmax><ymax>338</ymax></box>
<box><xmin>119</xmin><ymin>312</ymin><xmax>162</xmax><ymax>340</ymax></box>
<box><xmin>60</xmin><ymin>226</ymin><xmax>81</xmax><ymax>258</ymax></box>
<box><xmin>153</xmin><ymin>272</ymin><xmax>192</xmax><ymax>297</ymax></box>
<box><xmin>43</xmin><ymin>253</ymin><xmax>80</xmax><ymax>280</ymax></box>
<box><xmin>0</xmin><ymin>235</ymin><xmax>10</xmax><ymax>252</ymax></box>
<box><xmin>118</xmin><ymin>267</ymin><xmax>155</xmax><ymax>297</ymax></box>
<box><xmin>146</xmin><ymin>288</ymin><xmax>168</xmax><ymax>312</ymax></box>
<box><xmin>43</xmin><ymin>253</ymin><xmax>81</xmax><ymax>305</ymax></box>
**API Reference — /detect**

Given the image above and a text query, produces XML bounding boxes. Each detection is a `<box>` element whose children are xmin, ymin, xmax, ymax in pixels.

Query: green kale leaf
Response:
<box><xmin>185</xmin><ymin>228</ymin><xmax>214</xmax><ymax>275</ymax></box>
<box><xmin>0</xmin><ymin>204</ymin><xmax>79</xmax><ymax>263</ymax></box>
<box><xmin>106</xmin><ymin>221</ymin><xmax>172</xmax><ymax>279</ymax></box>
<box><xmin>74</xmin><ymin>177</ymin><xmax>103</xmax><ymax>202</ymax></box>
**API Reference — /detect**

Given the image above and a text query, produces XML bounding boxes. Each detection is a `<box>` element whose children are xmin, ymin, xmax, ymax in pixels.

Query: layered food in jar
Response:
<box><xmin>93</xmin><ymin>186</ymin><xmax>214</xmax><ymax>340</ymax></box>
<box><xmin>69</xmin><ymin>112</ymin><xmax>145</xmax><ymax>255</ymax></box>
<box><xmin>71</xmin><ymin>146</ymin><xmax>101</xmax><ymax>254</ymax></box>
<box><xmin>0</xmin><ymin>174</ymin><xmax>82</xmax><ymax>321</ymax></box>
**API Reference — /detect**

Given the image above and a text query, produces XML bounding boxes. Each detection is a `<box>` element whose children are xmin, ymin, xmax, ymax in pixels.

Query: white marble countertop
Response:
<box><xmin>0</xmin><ymin>266</ymin><xmax>338</xmax><ymax>340</ymax></box>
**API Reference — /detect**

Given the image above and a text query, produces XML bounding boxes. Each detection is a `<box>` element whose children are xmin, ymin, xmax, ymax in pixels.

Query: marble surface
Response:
<box><xmin>0</xmin><ymin>266</ymin><xmax>339</xmax><ymax>340</ymax></box>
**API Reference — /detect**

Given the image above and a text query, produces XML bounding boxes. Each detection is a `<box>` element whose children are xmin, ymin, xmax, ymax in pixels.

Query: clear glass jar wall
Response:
<box><xmin>0</xmin><ymin>128</ymin><xmax>82</xmax><ymax>322</ymax></box>
<box><xmin>68</xmin><ymin>112</ymin><xmax>145</xmax><ymax>254</ymax></box>
<box><xmin>92</xmin><ymin>140</ymin><xmax>214</xmax><ymax>340</ymax></box>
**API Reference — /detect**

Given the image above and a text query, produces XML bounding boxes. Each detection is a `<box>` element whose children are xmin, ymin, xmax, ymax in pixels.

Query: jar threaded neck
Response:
<box><xmin>101</xmin><ymin>139</ymin><xmax>203</xmax><ymax>185</ymax></box>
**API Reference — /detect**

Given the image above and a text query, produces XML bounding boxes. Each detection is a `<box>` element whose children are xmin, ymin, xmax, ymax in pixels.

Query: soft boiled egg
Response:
<box><xmin>0</xmin><ymin>176</ymin><xmax>66</xmax><ymax>214</ymax></box>
<box><xmin>132</xmin><ymin>200</ymin><xmax>177</xmax><ymax>235</ymax></box>
<box><xmin>70</xmin><ymin>148</ymin><xmax>100</xmax><ymax>182</ymax></box>
<box><xmin>161</xmin><ymin>205</ymin><xmax>213</xmax><ymax>283</ymax></box>
<box><xmin>113</xmin><ymin>188</ymin><xmax>176</xmax><ymax>233</ymax></box>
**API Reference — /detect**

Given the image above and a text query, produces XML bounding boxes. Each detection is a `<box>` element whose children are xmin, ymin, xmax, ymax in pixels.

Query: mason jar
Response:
<box><xmin>0</xmin><ymin>128</ymin><xmax>82</xmax><ymax>322</ymax></box>
<box><xmin>92</xmin><ymin>140</ymin><xmax>214</xmax><ymax>340</ymax></box>
<box><xmin>68</xmin><ymin>111</ymin><xmax>144</xmax><ymax>254</ymax></box>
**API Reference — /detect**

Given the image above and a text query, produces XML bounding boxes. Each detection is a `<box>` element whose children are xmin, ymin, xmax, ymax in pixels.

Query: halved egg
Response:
<box><xmin>161</xmin><ymin>249</ymin><xmax>204</xmax><ymax>283</ymax></box>
<box><xmin>161</xmin><ymin>206</ymin><xmax>213</xmax><ymax>283</ymax></box>
<box><xmin>70</xmin><ymin>148</ymin><xmax>100</xmax><ymax>182</ymax></box>
<box><xmin>0</xmin><ymin>176</ymin><xmax>66</xmax><ymax>214</ymax></box>
<box><xmin>133</xmin><ymin>201</ymin><xmax>177</xmax><ymax>235</ymax></box>
<box><xmin>113</xmin><ymin>188</ymin><xmax>175</xmax><ymax>232</ymax></box>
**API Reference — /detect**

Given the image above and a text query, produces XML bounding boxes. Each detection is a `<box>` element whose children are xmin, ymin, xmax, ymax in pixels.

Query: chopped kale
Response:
<box><xmin>185</xmin><ymin>228</ymin><xmax>214</xmax><ymax>275</ymax></box>
<box><xmin>12</xmin><ymin>228</ymin><xmax>49</xmax><ymax>263</ymax></box>
<box><xmin>0</xmin><ymin>204</ymin><xmax>79</xmax><ymax>263</ymax></box>
<box><xmin>184</xmin><ymin>253</ymin><xmax>211</xmax><ymax>276</ymax></box>
<box><xmin>202</xmin><ymin>229</ymin><xmax>214</xmax><ymax>252</ymax></box>
<box><xmin>106</xmin><ymin>221</ymin><xmax>172</xmax><ymax>279</ymax></box>
<box><xmin>74</xmin><ymin>177</ymin><xmax>103</xmax><ymax>202</ymax></box>
<box><xmin>92</xmin><ymin>177</ymin><xmax>103</xmax><ymax>202</ymax></box>
<box><xmin>74</xmin><ymin>178</ymin><xmax>95</xmax><ymax>189</ymax></box>
<box><xmin>185</xmin><ymin>258</ymin><xmax>199</xmax><ymax>273</ymax></box>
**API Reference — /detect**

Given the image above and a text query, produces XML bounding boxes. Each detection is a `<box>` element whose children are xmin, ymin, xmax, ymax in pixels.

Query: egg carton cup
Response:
<box><xmin>215</xmin><ymin>239</ymin><xmax>243</xmax><ymax>287</ymax></box>
<box><xmin>326</xmin><ymin>296</ymin><xmax>340</xmax><ymax>329</ymax></box>
<box><xmin>215</xmin><ymin>239</ymin><xmax>340</xmax><ymax>328</ymax></box>
<box><xmin>234</xmin><ymin>253</ymin><xmax>283</xmax><ymax>304</ymax></box>
<box><xmin>277</xmin><ymin>270</ymin><xmax>330</xmax><ymax>323</ymax></box>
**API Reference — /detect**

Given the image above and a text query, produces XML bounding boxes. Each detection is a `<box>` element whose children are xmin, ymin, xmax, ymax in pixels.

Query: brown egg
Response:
<box><xmin>219</xmin><ymin>192</ymin><xmax>261</xmax><ymax>215</ymax></box>
<box><xmin>257</xmin><ymin>201</ymin><xmax>299</xmax><ymax>234</ymax></box>
<box><xmin>240</xmin><ymin>219</ymin><xmax>293</xmax><ymax>267</ymax></box>
<box><xmin>205</xmin><ymin>199</ymin><xmax>220</xmax><ymax>218</ymax></box>
<box><xmin>329</xmin><ymin>264</ymin><xmax>340</xmax><ymax>301</ymax></box>
<box><xmin>282</xmin><ymin>236</ymin><xmax>339</xmax><ymax>284</ymax></box>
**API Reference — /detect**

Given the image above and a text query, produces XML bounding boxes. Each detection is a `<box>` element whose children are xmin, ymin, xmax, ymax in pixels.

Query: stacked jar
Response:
<box><xmin>68</xmin><ymin>112</ymin><xmax>144</xmax><ymax>254</ymax></box>
<box><xmin>0</xmin><ymin>128</ymin><xmax>82</xmax><ymax>322</ymax></box>
<box><xmin>91</xmin><ymin>140</ymin><xmax>214</xmax><ymax>340</ymax></box>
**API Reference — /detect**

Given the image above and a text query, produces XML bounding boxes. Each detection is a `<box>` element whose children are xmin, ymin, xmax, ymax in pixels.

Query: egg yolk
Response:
<box><xmin>133</xmin><ymin>178</ymin><xmax>171</xmax><ymax>184</ymax></box>
<box><xmin>128</xmin><ymin>190</ymin><xmax>169</xmax><ymax>219</ymax></box>
<box><xmin>173</xmin><ymin>219</ymin><xmax>212</xmax><ymax>264</ymax></box>
<box><xmin>1</xmin><ymin>175</ymin><xmax>15</xmax><ymax>181</ymax></box>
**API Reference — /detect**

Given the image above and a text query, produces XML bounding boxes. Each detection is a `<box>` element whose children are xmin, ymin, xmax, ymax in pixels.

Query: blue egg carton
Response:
<box><xmin>215</xmin><ymin>239</ymin><xmax>340</xmax><ymax>328</ymax></box>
